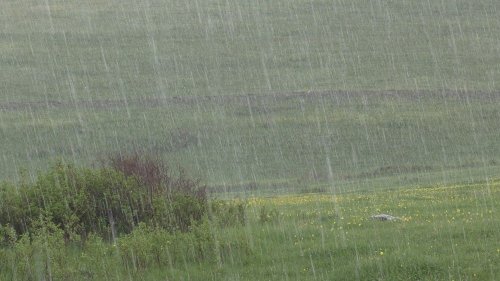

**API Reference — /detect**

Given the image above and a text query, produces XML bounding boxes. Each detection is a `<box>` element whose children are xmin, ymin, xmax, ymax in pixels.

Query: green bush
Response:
<box><xmin>0</xmin><ymin>155</ymin><xmax>211</xmax><ymax>241</ymax></box>
<box><xmin>107</xmin><ymin>154</ymin><xmax>209</xmax><ymax>233</ymax></box>
<box><xmin>0</xmin><ymin>155</ymin><xmax>250</xmax><ymax>278</ymax></box>
<box><xmin>0</xmin><ymin>224</ymin><xmax>17</xmax><ymax>247</ymax></box>
<box><xmin>1</xmin><ymin>215</ymin><xmax>75</xmax><ymax>281</ymax></box>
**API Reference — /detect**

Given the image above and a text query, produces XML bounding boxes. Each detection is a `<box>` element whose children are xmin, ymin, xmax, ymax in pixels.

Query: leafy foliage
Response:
<box><xmin>0</xmin><ymin>155</ymin><xmax>211</xmax><ymax>241</ymax></box>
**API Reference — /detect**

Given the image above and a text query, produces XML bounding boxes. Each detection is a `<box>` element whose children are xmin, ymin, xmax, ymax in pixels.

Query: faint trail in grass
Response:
<box><xmin>1</xmin><ymin>90</ymin><xmax>499</xmax><ymax>112</ymax></box>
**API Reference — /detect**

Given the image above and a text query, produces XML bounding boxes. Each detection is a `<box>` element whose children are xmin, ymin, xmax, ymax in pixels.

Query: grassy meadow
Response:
<box><xmin>1</xmin><ymin>0</ymin><xmax>500</xmax><ymax>190</ymax></box>
<box><xmin>1</xmin><ymin>91</ymin><xmax>499</xmax><ymax>194</ymax></box>
<box><xmin>1</xmin><ymin>0</ymin><xmax>500</xmax><ymax>280</ymax></box>
<box><xmin>1</xmin><ymin>178</ymin><xmax>498</xmax><ymax>280</ymax></box>
<box><xmin>2</xmin><ymin>0</ymin><xmax>500</xmax><ymax>102</ymax></box>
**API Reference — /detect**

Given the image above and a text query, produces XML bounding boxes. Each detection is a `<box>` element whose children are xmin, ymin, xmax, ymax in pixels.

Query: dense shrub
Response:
<box><xmin>0</xmin><ymin>224</ymin><xmax>17</xmax><ymax>247</ymax></box>
<box><xmin>0</xmin><ymin>155</ymin><xmax>250</xmax><ymax>279</ymax></box>
<box><xmin>108</xmin><ymin>154</ymin><xmax>208</xmax><ymax>232</ymax></box>
<box><xmin>0</xmin><ymin>215</ymin><xmax>74</xmax><ymax>281</ymax></box>
<box><xmin>0</xmin><ymin>155</ymin><xmax>210</xmax><ymax>241</ymax></box>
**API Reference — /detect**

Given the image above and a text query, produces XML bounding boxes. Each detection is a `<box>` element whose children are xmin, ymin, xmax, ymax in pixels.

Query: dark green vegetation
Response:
<box><xmin>0</xmin><ymin>159</ymin><xmax>247</xmax><ymax>280</ymax></box>
<box><xmin>1</xmin><ymin>163</ymin><xmax>499</xmax><ymax>280</ymax></box>
<box><xmin>0</xmin><ymin>156</ymin><xmax>214</xmax><ymax>239</ymax></box>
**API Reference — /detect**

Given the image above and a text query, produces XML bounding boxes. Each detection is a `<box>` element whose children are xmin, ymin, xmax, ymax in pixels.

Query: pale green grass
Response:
<box><xmin>1</xmin><ymin>0</ymin><xmax>500</xmax><ymax>190</ymax></box>
<box><xmin>2</xmin><ymin>0</ymin><xmax>500</xmax><ymax>103</ymax></box>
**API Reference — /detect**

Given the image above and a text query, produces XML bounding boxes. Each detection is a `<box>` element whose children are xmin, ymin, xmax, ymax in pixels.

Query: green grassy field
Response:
<box><xmin>2</xmin><ymin>91</ymin><xmax>500</xmax><ymax>194</ymax></box>
<box><xmin>1</xmin><ymin>1</ymin><xmax>500</xmax><ymax>279</ymax></box>
<box><xmin>0</xmin><ymin>0</ymin><xmax>500</xmax><ymax>189</ymax></box>
<box><xmin>1</xmin><ymin>179</ymin><xmax>498</xmax><ymax>280</ymax></box>
<box><xmin>2</xmin><ymin>0</ymin><xmax>500</xmax><ymax>102</ymax></box>
<box><xmin>1</xmin><ymin>0</ymin><xmax>500</xmax><ymax>190</ymax></box>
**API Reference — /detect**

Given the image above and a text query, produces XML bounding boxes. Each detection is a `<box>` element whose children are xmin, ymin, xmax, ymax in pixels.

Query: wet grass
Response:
<box><xmin>2</xmin><ymin>0</ymin><xmax>500</xmax><ymax>188</ymax></box>
<box><xmin>1</xmin><ymin>92</ymin><xmax>499</xmax><ymax>194</ymax></box>
<box><xmin>2</xmin><ymin>1</ymin><xmax>499</xmax><ymax>279</ymax></box>
<box><xmin>2</xmin><ymin>0</ymin><xmax>500</xmax><ymax>189</ymax></box>
<box><xmin>1</xmin><ymin>178</ymin><xmax>498</xmax><ymax>280</ymax></box>
<box><xmin>2</xmin><ymin>0</ymin><xmax>500</xmax><ymax>103</ymax></box>
<box><xmin>239</xmin><ymin>180</ymin><xmax>500</xmax><ymax>280</ymax></box>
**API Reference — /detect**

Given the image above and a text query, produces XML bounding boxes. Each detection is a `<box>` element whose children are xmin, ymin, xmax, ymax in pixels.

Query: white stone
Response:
<box><xmin>370</xmin><ymin>214</ymin><xmax>400</xmax><ymax>221</ymax></box>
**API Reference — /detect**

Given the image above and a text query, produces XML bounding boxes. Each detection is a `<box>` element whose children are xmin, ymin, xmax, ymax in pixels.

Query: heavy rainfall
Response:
<box><xmin>0</xmin><ymin>0</ymin><xmax>499</xmax><ymax>280</ymax></box>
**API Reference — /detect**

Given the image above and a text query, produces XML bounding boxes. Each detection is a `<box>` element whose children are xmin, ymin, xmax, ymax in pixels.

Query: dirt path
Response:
<box><xmin>1</xmin><ymin>90</ymin><xmax>498</xmax><ymax>112</ymax></box>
